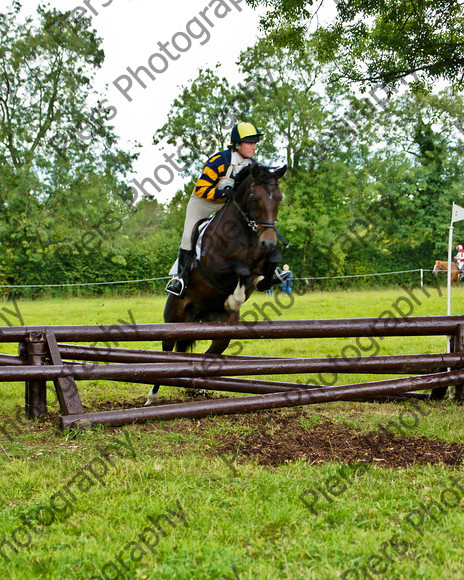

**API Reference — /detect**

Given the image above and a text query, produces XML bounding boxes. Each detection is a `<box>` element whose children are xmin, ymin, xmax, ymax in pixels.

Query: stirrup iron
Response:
<box><xmin>165</xmin><ymin>276</ymin><xmax>185</xmax><ymax>297</ymax></box>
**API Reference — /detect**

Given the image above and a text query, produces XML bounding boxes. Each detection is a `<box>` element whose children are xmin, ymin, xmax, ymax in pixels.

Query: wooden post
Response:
<box><xmin>25</xmin><ymin>332</ymin><xmax>47</xmax><ymax>419</ymax></box>
<box><xmin>453</xmin><ymin>324</ymin><xmax>464</xmax><ymax>403</ymax></box>
<box><xmin>46</xmin><ymin>331</ymin><xmax>84</xmax><ymax>415</ymax></box>
<box><xmin>430</xmin><ymin>324</ymin><xmax>464</xmax><ymax>401</ymax></box>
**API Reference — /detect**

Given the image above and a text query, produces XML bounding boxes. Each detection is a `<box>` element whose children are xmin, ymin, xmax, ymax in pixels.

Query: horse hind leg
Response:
<box><xmin>145</xmin><ymin>297</ymin><xmax>197</xmax><ymax>406</ymax></box>
<box><xmin>144</xmin><ymin>338</ymin><xmax>175</xmax><ymax>406</ymax></box>
<box><xmin>204</xmin><ymin>310</ymin><xmax>239</xmax><ymax>355</ymax></box>
<box><xmin>172</xmin><ymin>310</ymin><xmax>237</xmax><ymax>400</ymax></box>
<box><xmin>144</xmin><ymin>386</ymin><xmax>160</xmax><ymax>406</ymax></box>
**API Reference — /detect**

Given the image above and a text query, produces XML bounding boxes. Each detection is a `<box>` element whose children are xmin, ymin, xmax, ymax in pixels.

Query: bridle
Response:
<box><xmin>233</xmin><ymin>180</ymin><xmax>289</xmax><ymax>247</ymax></box>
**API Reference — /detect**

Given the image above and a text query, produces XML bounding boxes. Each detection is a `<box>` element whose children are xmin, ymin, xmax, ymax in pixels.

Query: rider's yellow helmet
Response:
<box><xmin>230</xmin><ymin>122</ymin><xmax>264</xmax><ymax>146</ymax></box>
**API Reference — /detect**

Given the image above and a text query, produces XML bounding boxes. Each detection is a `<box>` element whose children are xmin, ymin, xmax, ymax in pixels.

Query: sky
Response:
<box><xmin>86</xmin><ymin>0</ymin><xmax>267</xmax><ymax>203</ymax></box>
<box><xmin>12</xmin><ymin>0</ymin><xmax>268</xmax><ymax>202</ymax></box>
<box><xmin>5</xmin><ymin>0</ymin><xmax>337</xmax><ymax>203</ymax></box>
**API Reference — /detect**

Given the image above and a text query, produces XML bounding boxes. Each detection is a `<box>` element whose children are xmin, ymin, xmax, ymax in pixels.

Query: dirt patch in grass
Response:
<box><xmin>25</xmin><ymin>395</ymin><xmax>464</xmax><ymax>470</ymax></box>
<box><xmin>211</xmin><ymin>411</ymin><xmax>464</xmax><ymax>468</ymax></box>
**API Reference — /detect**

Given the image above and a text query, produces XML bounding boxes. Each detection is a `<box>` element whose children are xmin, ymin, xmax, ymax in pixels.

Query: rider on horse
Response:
<box><xmin>165</xmin><ymin>122</ymin><xmax>263</xmax><ymax>298</ymax></box>
<box><xmin>455</xmin><ymin>244</ymin><xmax>464</xmax><ymax>278</ymax></box>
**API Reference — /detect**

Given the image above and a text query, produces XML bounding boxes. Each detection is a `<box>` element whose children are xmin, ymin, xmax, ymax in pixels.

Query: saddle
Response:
<box><xmin>168</xmin><ymin>218</ymin><xmax>213</xmax><ymax>276</ymax></box>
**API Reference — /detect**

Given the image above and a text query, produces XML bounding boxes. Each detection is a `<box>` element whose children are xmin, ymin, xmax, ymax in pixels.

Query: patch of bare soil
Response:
<box><xmin>33</xmin><ymin>395</ymin><xmax>464</xmax><ymax>470</ymax></box>
<box><xmin>212</xmin><ymin>412</ymin><xmax>464</xmax><ymax>469</ymax></box>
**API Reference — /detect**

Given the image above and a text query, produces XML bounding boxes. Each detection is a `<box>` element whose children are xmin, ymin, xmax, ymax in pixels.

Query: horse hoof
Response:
<box><xmin>224</xmin><ymin>282</ymin><xmax>246</xmax><ymax>313</ymax></box>
<box><xmin>144</xmin><ymin>389</ymin><xmax>159</xmax><ymax>406</ymax></box>
<box><xmin>253</xmin><ymin>275</ymin><xmax>265</xmax><ymax>289</ymax></box>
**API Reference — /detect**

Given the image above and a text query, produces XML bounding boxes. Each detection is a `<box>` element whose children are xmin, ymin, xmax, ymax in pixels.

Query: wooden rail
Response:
<box><xmin>0</xmin><ymin>316</ymin><xmax>461</xmax><ymax>429</ymax></box>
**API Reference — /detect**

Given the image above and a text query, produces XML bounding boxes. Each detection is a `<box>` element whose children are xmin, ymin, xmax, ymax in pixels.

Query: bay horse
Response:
<box><xmin>145</xmin><ymin>163</ymin><xmax>287</xmax><ymax>404</ymax></box>
<box><xmin>433</xmin><ymin>260</ymin><xmax>460</xmax><ymax>286</ymax></box>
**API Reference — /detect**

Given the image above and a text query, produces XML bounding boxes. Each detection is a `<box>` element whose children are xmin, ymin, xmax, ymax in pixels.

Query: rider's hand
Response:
<box><xmin>221</xmin><ymin>186</ymin><xmax>234</xmax><ymax>199</ymax></box>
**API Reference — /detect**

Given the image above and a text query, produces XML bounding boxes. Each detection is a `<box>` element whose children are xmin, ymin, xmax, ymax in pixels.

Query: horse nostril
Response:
<box><xmin>261</xmin><ymin>239</ymin><xmax>277</xmax><ymax>251</ymax></box>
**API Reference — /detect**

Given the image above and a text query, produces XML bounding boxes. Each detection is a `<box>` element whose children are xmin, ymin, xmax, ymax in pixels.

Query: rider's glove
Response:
<box><xmin>217</xmin><ymin>176</ymin><xmax>235</xmax><ymax>199</ymax></box>
<box><xmin>222</xmin><ymin>186</ymin><xmax>234</xmax><ymax>199</ymax></box>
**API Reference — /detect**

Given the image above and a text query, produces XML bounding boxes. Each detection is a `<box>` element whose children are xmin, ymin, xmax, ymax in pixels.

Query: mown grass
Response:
<box><xmin>1</xmin><ymin>284</ymin><xmax>464</xmax><ymax>579</ymax></box>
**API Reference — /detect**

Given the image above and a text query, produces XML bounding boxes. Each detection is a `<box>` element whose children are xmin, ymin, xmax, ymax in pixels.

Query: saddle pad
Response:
<box><xmin>168</xmin><ymin>218</ymin><xmax>213</xmax><ymax>275</ymax></box>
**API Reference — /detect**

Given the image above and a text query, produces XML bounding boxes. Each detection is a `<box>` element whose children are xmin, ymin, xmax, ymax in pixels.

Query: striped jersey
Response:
<box><xmin>193</xmin><ymin>149</ymin><xmax>254</xmax><ymax>202</ymax></box>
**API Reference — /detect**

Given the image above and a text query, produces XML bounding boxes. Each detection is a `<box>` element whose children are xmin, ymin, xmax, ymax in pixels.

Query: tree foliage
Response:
<box><xmin>2</xmin><ymin>4</ymin><xmax>464</xmax><ymax>296</ymax></box>
<box><xmin>152</xmin><ymin>39</ymin><xmax>464</xmax><ymax>284</ymax></box>
<box><xmin>245</xmin><ymin>0</ymin><xmax>464</xmax><ymax>88</ymax></box>
<box><xmin>153</xmin><ymin>66</ymin><xmax>238</xmax><ymax>177</ymax></box>
<box><xmin>0</xmin><ymin>2</ymin><xmax>137</xmax><ymax>286</ymax></box>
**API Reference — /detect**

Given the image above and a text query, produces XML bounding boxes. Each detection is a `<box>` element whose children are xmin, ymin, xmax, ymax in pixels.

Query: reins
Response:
<box><xmin>196</xmin><ymin>259</ymin><xmax>233</xmax><ymax>294</ymax></box>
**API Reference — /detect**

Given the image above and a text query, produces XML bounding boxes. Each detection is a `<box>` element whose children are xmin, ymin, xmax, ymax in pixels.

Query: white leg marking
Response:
<box><xmin>144</xmin><ymin>387</ymin><xmax>159</xmax><ymax>406</ymax></box>
<box><xmin>253</xmin><ymin>275</ymin><xmax>264</xmax><ymax>289</ymax></box>
<box><xmin>225</xmin><ymin>282</ymin><xmax>246</xmax><ymax>313</ymax></box>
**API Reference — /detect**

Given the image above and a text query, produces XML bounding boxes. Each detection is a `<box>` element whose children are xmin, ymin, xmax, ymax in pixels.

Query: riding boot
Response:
<box><xmin>165</xmin><ymin>248</ymin><xmax>193</xmax><ymax>297</ymax></box>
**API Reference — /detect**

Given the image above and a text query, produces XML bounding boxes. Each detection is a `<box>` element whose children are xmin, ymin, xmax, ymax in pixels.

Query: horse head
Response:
<box><xmin>234</xmin><ymin>164</ymin><xmax>287</xmax><ymax>252</ymax></box>
<box><xmin>433</xmin><ymin>260</ymin><xmax>441</xmax><ymax>273</ymax></box>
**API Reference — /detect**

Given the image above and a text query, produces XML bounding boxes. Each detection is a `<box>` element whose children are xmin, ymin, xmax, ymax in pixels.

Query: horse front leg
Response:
<box><xmin>205</xmin><ymin>337</ymin><xmax>232</xmax><ymax>355</ymax></box>
<box><xmin>224</xmin><ymin>262</ymin><xmax>251</xmax><ymax>314</ymax></box>
<box><xmin>255</xmin><ymin>249</ymin><xmax>282</xmax><ymax>291</ymax></box>
<box><xmin>205</xmin><ymin>310</ymin><xmax>239</xmax><ymax>355</ymax></box>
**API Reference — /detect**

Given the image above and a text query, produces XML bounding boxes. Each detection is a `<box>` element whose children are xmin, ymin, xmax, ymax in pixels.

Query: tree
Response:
<box><xmin>236</xmin><ymin>39</ymin><xmax>326</xmax><ymax>178</ymax></box>
<box><xmin>153</xmin><ymin>39</ymin><xmax>357</xmax><ymax>178</ymax></box>
<box><xmin>360</xmin><ymin>88</ymin><xmax>464</xmax><ymax>263</ymax></box>
<box><xmin>245</xmin><ymin>0</ymin><xmax>464</xmax><ymax>88</ymax></box>
<box><xmin>0</xmin><ymin>2</ymin><xmax>136</xmax><ymax>286</ymax></box>
<box><xmin>153</xmin><ymin>39</ymin><xmax>378</xmax><ymax>276</ymax></box>
<box><xmin>152</xmin><ymin>36</ymin><xmax>464</xmax><ymax>284</ymax></box>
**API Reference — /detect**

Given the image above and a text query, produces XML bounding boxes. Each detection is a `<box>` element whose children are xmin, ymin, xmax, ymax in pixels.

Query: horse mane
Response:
<box><xmin>234</xmin><ymin>165</ymin><xmax>252</xmax><ymax>189</ymax></box>
<box><xmin>234</xmin><ymin>163</ymin><xmax>276</xmax><ymax>190</ymax></box>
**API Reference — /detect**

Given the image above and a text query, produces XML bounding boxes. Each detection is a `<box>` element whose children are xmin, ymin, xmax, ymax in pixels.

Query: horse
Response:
<box><xmin>145</xmin><ymin>163</ymin><xmax>287</xmax><ymax>404</ymax></box>
<box><xmin>433</xmin><ymin>260</ymin><xmax>460</xmax><ymax>285</ymax></box>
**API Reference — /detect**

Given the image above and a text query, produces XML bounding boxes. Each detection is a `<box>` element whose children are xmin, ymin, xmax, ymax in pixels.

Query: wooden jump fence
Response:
<box><xmin>0</xmin><ymin>316</ymin><xmax>462</xmax><ymax>429</ymax></box>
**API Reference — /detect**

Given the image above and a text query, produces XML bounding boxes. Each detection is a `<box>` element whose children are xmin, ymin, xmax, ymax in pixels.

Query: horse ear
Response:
<box><xmin>272</xmin><ymin>165</ymin><xmax>287</xmax><ymax>180</ymax></box>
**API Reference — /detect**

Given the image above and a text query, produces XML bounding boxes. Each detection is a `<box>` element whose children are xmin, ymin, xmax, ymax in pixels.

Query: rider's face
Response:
<box><xmin>237</xmin><ymin>142</ymin><xmax>257</xmax><ymax>159</ymax></box>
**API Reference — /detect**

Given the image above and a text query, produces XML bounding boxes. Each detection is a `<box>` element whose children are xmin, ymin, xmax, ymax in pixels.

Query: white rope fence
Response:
<box><xmin>0</xmin><ymin>268</ymin><xmax>438</xmax><ymax>289</ymax></box>
<box><xmin>295</xmin><ymin>268</ymin><xmax>426</xmax><ymax>281</ymax></box>
<box><xmin>0</xmin><ymin>276</ymin><xmax>170</xmax><ymax>289</ymax></box>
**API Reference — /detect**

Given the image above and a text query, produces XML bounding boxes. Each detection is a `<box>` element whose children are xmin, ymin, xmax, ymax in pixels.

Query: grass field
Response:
<box><xmin>1</xmin><ymin>285</ymin><xmax>464</xmax><ymax>579</ymax></box>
